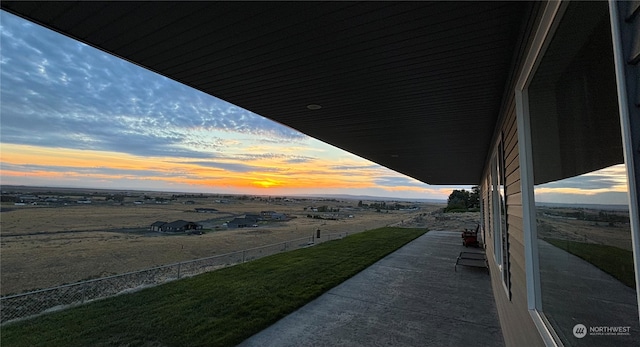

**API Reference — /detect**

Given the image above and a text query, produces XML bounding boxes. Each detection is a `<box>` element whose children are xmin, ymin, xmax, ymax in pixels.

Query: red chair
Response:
<box><xmin>461</xmin><ymin>224</ymin><xmax>480</xmax><ymax>247</ymax></box>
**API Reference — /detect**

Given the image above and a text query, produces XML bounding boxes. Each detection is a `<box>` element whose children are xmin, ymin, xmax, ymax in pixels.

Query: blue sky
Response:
<box><xmin>0</xmin><ymin>10</ymin><xmax>630</xmax><ymax>205</ymax></box>
<box><xmin>0</xmin><ymin>11</ymin><xmax>468</xmax><ymax>200</ymax></box>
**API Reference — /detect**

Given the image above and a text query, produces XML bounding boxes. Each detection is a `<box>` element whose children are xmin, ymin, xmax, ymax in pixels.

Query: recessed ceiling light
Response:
<box><xmin>306</xmin><ymin>104</ymin><xmax>322</xmax><ymax>110</ymax></box>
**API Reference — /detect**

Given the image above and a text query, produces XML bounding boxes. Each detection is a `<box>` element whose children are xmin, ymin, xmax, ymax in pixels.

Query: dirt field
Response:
<box><xmin>535</xmin><ymin>207</ymin><xmax>632</xmax><ymax>251</ymax></box>
<box><xmin>0</xmin><ymin>192</ymin><xmax>481</xmax><ymax>295</ymax></box>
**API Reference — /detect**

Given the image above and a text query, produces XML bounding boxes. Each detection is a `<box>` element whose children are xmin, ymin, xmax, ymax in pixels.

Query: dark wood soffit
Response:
<box><xmin>1</xmin><ymin>1</ymin><xmax>531</xmax><ymax>185</ymax></box>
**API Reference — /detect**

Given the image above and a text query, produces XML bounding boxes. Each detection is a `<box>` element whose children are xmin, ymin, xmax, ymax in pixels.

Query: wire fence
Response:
<box><xmin>0</xmin><ymin>231</ymin><xmax>349</xmax><ymax>325</ymax></box>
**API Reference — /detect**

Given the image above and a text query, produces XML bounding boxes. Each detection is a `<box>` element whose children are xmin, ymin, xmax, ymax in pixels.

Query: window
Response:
<box><xmin>498</xmin><ymin>136</ymin><xmax>510</xmax><ymax>296</ymax></box>
<box><xmin>524</xmin><ymin>2</ymin><xmax>636</xmax><ymax>345</ymax></box>
<box><xmin>492</xmin><ymin>153</ymin><xmax>501</xmax><ymax>264</ymax></box>
<box><xmin>492</xmin><ymin>136</ymin><xmax>510</xmax><ymax>297</ymax></box>
<box><xmin>485</xmin><ymin>175</ymin><xmax>492</xmax><ymax>240</ymax></box>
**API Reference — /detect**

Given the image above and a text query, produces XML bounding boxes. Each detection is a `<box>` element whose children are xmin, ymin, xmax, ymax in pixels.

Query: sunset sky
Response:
<box><xmin>0</xmin><ymin>11</ymin><xmax>468</xmax><ymax>200</ymax></box>
<box><xmin>0</xmin><ymin>11</ymin><xmax>630</xmax><ymax>204</ymax></box>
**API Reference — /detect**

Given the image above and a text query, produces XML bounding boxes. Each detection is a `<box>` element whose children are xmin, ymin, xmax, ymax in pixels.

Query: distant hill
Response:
<box><xmin>536</xmin><ymin>201</ymin><xmax>629</xmax><ymax>211</ymax></box>
<box><xmin>294</xmin><ymin>194</ymin><xmax>446</xmax><ymax>204</ymax></box>
<box><xmin>2</xmin><ymin>185</ymin><xmax>447</xmax><ymax>204</ymax></box>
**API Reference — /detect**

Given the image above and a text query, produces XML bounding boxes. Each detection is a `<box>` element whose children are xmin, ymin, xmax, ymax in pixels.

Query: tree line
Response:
<box><xmin>445</xmin><ymin>187</ymin><xmax>480</xmax><ymax>212</ymax></box>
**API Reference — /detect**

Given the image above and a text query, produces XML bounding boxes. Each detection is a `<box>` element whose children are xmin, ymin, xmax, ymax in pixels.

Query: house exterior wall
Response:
<box><xmin>480</xmin><ymin>2</ymin><xmax>546</xmax><ymax>344</ymax></box>
<box><xmin>482</xmin><ymin>97</ymin><xmax>545</xmax><ymax>347</ymax></box>
<box><xmin>482</xmin><ymin>2</ymin><xmax>640</xmax><ymax>346</ymax></box>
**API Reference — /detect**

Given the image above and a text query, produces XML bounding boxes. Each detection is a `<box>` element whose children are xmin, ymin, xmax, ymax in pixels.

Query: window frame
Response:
<box><xmin>514</xmin><ymin>0</ymin><xmax>640</xmax><ymax>345</ymax></box>
<box><xmin>492</xmin><ymin>152</ymin><xmax>502</xmax><ymax>268</ymax></box>
<box><xmin>498</xmin><ymin>134</ymin><xmax>511</xmax><ymax>298</ymax></box>
<box><xmin>491</xmin><ymin>134</ymin><xmax>511</xmax><ymax>298</ymax></box>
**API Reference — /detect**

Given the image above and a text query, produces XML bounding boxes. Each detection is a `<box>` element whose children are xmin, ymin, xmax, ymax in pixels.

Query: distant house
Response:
<box><xmin>271</xmin><ymin>213</ymin><xmax>287</xmax><ymax>220</ymax></box>
<box><xmin>183</xmin><ymin>200</ymin><xmax>196</xmax><ymax>205</ymax></box>
<box><xmin>150</xmin><ymin>221</ymin><xmax>166</xmax><ymax>232</ymax></box>
<box><xmin>151</xmin><ymin>220</ymin><xmax>202</xmax><ymax>232</ymax></box>
<box><xmin>227</xmin><ymin>218</ymin><xmax>258</xmax><ymax>228</ymax></box>
<box><xmin>260</xmin><ymin>211</ymin><xmax>277</xmax><ymax>219</ymax></box>
<box><xmin>195</xmin><ymin>208</ymin><xmax>218</xmax><ymax>213</ymax></box>
<box><xmin>18</xmin><ymin>195</ymin><xmax>38</xmax><ymax>202</ymax></box>
<box><xmin>244</xmin><ymin>214</ymin><xmax>262</xmax><ymax>221</ymax></box>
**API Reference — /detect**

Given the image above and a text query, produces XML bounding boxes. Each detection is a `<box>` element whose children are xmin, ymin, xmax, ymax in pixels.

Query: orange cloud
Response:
<box><xmin>1</xmin><ymin>143</ymin><xmax>472</xmax><ymax>202</ymax></box>
<box><xmin>1</xmin><ymin>143</ymin><xmax>391</xmax><ymax>193</ymax></box>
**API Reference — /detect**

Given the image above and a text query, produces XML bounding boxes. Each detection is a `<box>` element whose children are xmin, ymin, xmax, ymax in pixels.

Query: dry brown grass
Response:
<box><xmin>537</xmin><ymin>215</ymin><xmax>632</xmax><ymax>251</ymax></box>
<box><xmin>0</xmin><ymin>198</ymin><xmax>481</xmax><ymax>295</ymax></box>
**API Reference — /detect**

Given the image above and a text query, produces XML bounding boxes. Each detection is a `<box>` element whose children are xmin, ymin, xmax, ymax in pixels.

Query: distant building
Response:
<box><xmin>271</xmin><ymin>213</ymin><xmax>287</xmax><ymax>220</ymax></box>
<box><xmin>227</xmin><ymin>218</ymin><xmax>258</xmax><ymax>228</ymax></box>
<box><xmin>244</xmin><ymin>214</ymin><xmax>262</xmax><ymax>221</ymax></box>
<box><xmin>150</xmin><ymin>220</ymin><xmax>202</xmax><ymax>232</ymax></box>
<box><xmin>195</xmin><ymin>208</ymin><xmax>218</xmax><ymax>213</ymax></box>
<box><xmin>150</xmin><ymin>221</ymin><xmax>166</xmax><ymax>232</ymax></box>
<box><xmin>260</xmin><ymin>211</ymin><xmax>277</xmax><ymax>219</ymax></box>
<box><xmin>19</xmin><ymin>195</ymin><xmax>38</xmax><ymax>202</ymax></box>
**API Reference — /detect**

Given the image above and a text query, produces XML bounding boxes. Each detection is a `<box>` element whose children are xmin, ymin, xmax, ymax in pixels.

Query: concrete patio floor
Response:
<box><xmin>238</xmin><ymin>230</ymin><xmax>504</xmax><ymax>347</ymax></box>
<box><xmin>538</xmin><ymin>239</ymin><xmax>639</xmax><ymax>346</ymax></box>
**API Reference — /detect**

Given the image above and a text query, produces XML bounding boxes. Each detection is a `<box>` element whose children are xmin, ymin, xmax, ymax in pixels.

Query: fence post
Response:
<box><xmin>81</xmin><ymin>283</ymin><xmax>87</xmax><ymax>304</ymax></box>
<box><xmin>242</xmin><ymin>250</ymin><xmax>246</xmax><ymax>263</ymax></box>
<box><xmin>177</xmin><ymin>263</ymin><xmax>181</xmax><ymax>279</ymax></box>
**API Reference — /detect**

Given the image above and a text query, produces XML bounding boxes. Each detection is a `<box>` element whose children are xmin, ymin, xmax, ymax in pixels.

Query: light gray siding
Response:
<box><xmin>482</xmin><ymin>98</ymin><xmax>544</xmax><ymax>347</ymax></box>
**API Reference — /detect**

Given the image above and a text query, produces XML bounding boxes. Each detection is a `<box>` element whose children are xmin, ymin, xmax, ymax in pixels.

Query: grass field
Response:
<box><xmin>1</xmin><ymin>196</ymin><xmax>440</xmax><ymax>295</ymax></box>
<box><xmin>544</xmin><ymin>238</ymin><xmax>635</xmax><ymax>288</ymax></box>
<box><xmin>0</xmin><ymin>227</ymin><xmax>426</xmax><ymax>347</ymax></box>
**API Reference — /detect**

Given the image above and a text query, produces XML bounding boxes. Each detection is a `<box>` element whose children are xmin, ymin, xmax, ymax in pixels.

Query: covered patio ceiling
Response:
<box><xmin>1</xmin><ymin>1</ymin><xmax>534</xmax><ymax>185</ymax></box>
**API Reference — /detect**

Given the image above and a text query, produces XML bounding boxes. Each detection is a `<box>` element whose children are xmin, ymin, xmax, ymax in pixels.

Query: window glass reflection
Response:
<box><xmin>528</xmin><ymin>1</ymin><xmax>638</xmax><ymax>346</ymax></box>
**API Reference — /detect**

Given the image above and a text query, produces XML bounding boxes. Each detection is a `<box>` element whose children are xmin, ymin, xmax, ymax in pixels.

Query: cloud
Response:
<box><xmin>0</xmin><ymin>162</ymin><xmax>171</xmax><ymax>178</ymax></box>
<box><xmin>285</xmin><ymin>157</ymin><xmax>314</xmax><ymax>164</ymax></box>
<box><xmin>536</xmin><ymin>165</ymin><xmax>628</xmax><ymax>192</ymax></box>
<box><xmin>0</xmin><ymin>12</ymin><xmax>445</xmax><ymax>200</ymax></box>
<box><xmin>533</xmin><ymin>164</ymin><xmax>629</xmax><ymax>204</ymax></box>
<box><xmin>539</xmin><ymin>175</ymin><xmax>621</xmax><ymax>190</ymax></box>
<box><xmin>330</xmin><ymin>164</ymin><xmax>381</xmax><ymax>171</ymax></box>
<box><xmin>181</xmin><ymin>161</ymin><xmax>266</xmax><ymax>173</ymax></box>
<box><xmin>534</xmin><ymin>191</ymin><xmax>629</xmax><ymax>205</ymax></box>
<box><xmin>374</xmin><ymin>176</ymin><xmax>428</xmax><ymax>188</ymax></box>
<box><xmin>229</xmin><ymin>153</ymin><xmax>317</xmax><ymax>165</ymax></box>
<box><xmin>0</xmin><ymin>11</ymin><xmax>306</xmax><ymax>160</ymax></box>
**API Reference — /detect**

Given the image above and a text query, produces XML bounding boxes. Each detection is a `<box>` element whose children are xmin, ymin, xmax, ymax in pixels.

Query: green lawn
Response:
<box><xmin>1</xmin><ymin>227</ymin><xmax>426</xmax><ymax>347</ymax></box>
<box><xmin>545</xmin><ymin>238</ymin><xmax>635</xmax><ymax>288</ymax></box>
